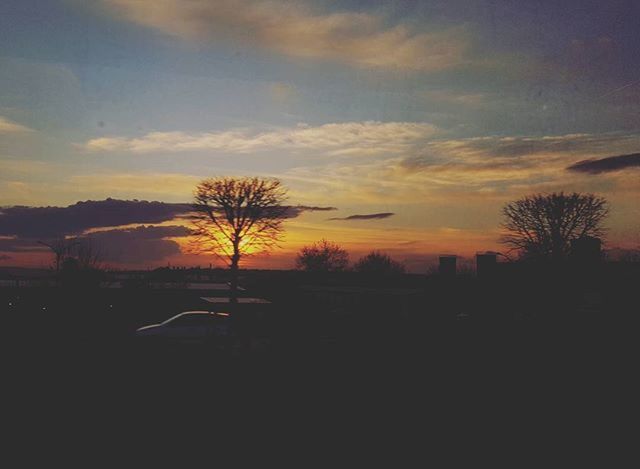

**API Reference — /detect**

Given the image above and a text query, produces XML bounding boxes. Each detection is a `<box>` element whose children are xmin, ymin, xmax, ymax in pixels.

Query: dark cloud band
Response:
<box><xmin>0</xmin><ymin>199</ymin><xmax>336</xmax><ymax>265</ymax></box>
<box><xmin>0</xmin><ymin>199</ymin><xmax>335</xmax><ymax>238</ymax></box>
<box><xmin>329</xmin><ymin>212</ymin><xmax>395</xmax><ymax>221</ymax></box>
<box><xmin>281</xmin><ymin>205</ymin><xmax>337</xmax><ymax>219</ymax></box>
<box><xmin>0</xmin><ymin>199</ymin><xmax>191</xmax><ymax>238</ymax></box>
<box><xmin>83</xmin><ymin>225</ymin><xmax>190</xmax><ymax>264</ymax></box>
<box><xmin>567</xmin><ymin>152</ymin><xmax>640</xmax><ymax>174</ymax></box>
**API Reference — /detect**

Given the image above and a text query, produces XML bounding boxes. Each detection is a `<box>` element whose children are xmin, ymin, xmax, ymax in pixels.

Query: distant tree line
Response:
<box><xmin>38</xmin><ymin>175</ymin><xmax>613</xmax><ymax>280</ymax></box>
<box><xmin>295</xmin><ymin>239</ymin><xmax>405</xmax><ymax>274</ymax></box>
<box><xmin>185</xmin><ymin>177</ymin><xmax>613</xmax><ymax>279</ymax></box>
<box><xmin>188</xmin><ymin>177</ymin><xmax>409</xmax><ymax>279</ymax></box>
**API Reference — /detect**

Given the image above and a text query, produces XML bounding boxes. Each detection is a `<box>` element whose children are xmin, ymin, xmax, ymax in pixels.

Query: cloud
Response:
<box><xmin>0</xmin><ymin>237</ymin><xmax>48</xmax><ymax>253</ymax></box>
<box><xmin>67</xmin><ymin>173</ymin><xmax>201</xmax><ymax>200</ymax></box>
<box><xmin>102</xmin><ymin>0</ymin><xmax>468</xmax><ymax>71</ymax></box>
<box><xmin>84</xmin><ymin>225</ymin><xmax>189</xmax><ymax>264</ymax></box>
<box><xmin>278</xmin><ymin>132</ymin><xmax>634</xmax><ymax>205</ymax></box>
<box><xmin>0</xmin><ymin>199</ymin><xmax>337</xmax><ymax>266</ymax></box>
<box><xmin>0</xmin><ymin>116</ymin><xmax>33</xmax><ymax>133</ymax></box>
<box><xmin>0</xmin><ymin>159</ymin><xmax>51</xmax><ymax>176</ymax></box>
<box><xmin>422</xmin><ymin>90</ymin><xmax>486</xmax><ymax>107</ymax></box>
<box><xmin>406</xmin><ymin>133</ymin><xmax>640</xmax><ymax>165</ymax></box>
<box><xmin>282</xmin><ymin>132</ymin><xmax>640</xmax><ymax>208</ymax></box>
<box><xmin>81</xmin><ymin>121</ymin><xmax>439</xmax><ymax>155</ymax></box>
<box><xmin>566</xmin><ymin>153</ymin><xmax>640</xmax><ymax>174</ymax></box>
<box><xmin>397</xmin><ymin>132</ymin><xmax>640</xmax><ymax>186</ymax></box>
<box><xmin>282</xmin><ymin>205</ymin><xmax>337</xmax><ymax>219</ymax></box>
<box><xmin>0</xmin><ymin>225</ymin><xmax>190</xmax><ymax>264</ymax></box>
<box><xmin>89</xmin><ymin>225</ymin><xmax>190</xmax><ymax>240</ymax></box>
<box><xmin>296</xmin><ymin>205</ymin><xmax>337</xmax><ymax>212</ymax></box>
<box><xmin>0</xmin><ymin>199</ymin><xmax>334</xmax><ymax>245</ymax></box>
<box><xmin>0</xmin><ymin>199</ymin><xmax>191</xmax><ymax>239</ymax></box>
<box><xmin>192</xmin><ymin>203</ymin><xmax>335</xmax><ymax>220</ymax></box>
<box><xmin>329</xmin><ymin>212</ymin><xmax>395</xmax><ymax>221</ymax></box>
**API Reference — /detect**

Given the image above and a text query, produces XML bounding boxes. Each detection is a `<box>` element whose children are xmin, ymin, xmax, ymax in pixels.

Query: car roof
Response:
<box><xmin>162</xmin><ymin>311</ymin><xmax>211</xmax><ymax>323</ymax></box>
<box><xmin>163</xmin><ymin>311</ymin><xmax>230</xmax><ymax>323</ymax></box>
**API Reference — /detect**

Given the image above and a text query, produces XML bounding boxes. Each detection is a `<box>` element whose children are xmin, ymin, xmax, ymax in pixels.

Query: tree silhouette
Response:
<box><xmin>191</xmin><ymin>177</ymin><xmax>288</xmax><ymax>298</ymax></box>
<box><xmin>38</xmin><ymin>238</ymin><xmax>79</xmax><ymax>272</ymax></box>
<box><xmin>39</xmin><ymin>237</ymin><xmax>103</xmax><ymax>272</ymax></box>
<box><xmin>354</xmin><ymin>251</ymin><xmax>405</xmax><ymax>274</ymax></box>
<box><xmin>501</xmin><ymin>192</ymin><xmax>608</xmax><ymax>261</ymax></box>
<box><xmin>295</xmin><ymin>239</ymin><xmax>349</xmax><ymax>272</ymax></box>
<box><xmin>75</xmin><ymin>237</ymin><xmax>103</xmax><ymax>271</ymax></box>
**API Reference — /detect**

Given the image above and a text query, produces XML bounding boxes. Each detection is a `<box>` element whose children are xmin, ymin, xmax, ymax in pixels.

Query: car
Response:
<box><xmin>135</xmin><ymin>311</ymin><xmax>233</xmax><ymax>345</ymax></box>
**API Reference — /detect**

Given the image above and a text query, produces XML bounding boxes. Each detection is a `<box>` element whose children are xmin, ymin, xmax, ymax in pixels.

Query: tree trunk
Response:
<box><xmin>229</xmin><ymin>246</ymin><xmax>240</xmax><ymax>305</ymax></box>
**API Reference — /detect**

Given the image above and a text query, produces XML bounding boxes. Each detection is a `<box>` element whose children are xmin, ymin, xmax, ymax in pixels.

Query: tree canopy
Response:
<box><xmin>501</xmin><ymin>192</ymin><xmax>608</xmax><ymax>261</ymax></box>
<box><xmin>295</xmin><ymin>239</ymin><xmax>349</xmax><ymax>272</ymax></box>
<box><xmin>353</xmin><ymin>251</ymin><xmax>405</xmax><ymax>274</ymax></box>
<box><xmin>191</xmin><ymin>177</ymin><xmax>288</xmax><ymax>292</ymax></box>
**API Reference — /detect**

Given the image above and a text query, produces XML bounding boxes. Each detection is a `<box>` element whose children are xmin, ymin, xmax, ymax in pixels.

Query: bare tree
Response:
<box><xmin>75</xmin><ymin>237</ymin><xmax>103</xmax><ymax>271</ymax></box>
<box><xmin>191</xmin><ymin>177</ymin><xmax>288</xmax><ymax>298</ymax></box>
<box><xmin>354</xmin><ymin>251</ymin><xmax>405</xmax><ymax>274</ymax></box>
<box><xmin>38</xmin><ymin>238</ymin><xmax>79</xmax><ymax>272</ymax></box>
<box><xmin>295</xmin><ymin>239</ymin><xmax>349</xmax><ymax>272</ymax></box>
<box><xmin>501</xmin><ymin>192</ymin><xmax>609</xmax><ymax>261</ymax></box>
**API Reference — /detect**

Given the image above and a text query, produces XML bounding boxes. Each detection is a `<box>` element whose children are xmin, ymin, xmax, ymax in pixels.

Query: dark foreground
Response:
<box><xmin>3</xmin><ymin>267</ymin><xmax>636</xmax><ymax>382</ymax></box>
<box><xmin>2</xmin><ymin>267</ymin><xmax>637</xmax><ymax>458</ymax></box>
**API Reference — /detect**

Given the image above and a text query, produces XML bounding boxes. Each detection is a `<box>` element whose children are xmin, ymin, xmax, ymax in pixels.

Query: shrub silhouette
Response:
<box><xmin>353</xmin><ymin>251</ymin><xmax>405</xmax><ymax>274</ymax></box>
<box><xmin>295</xmin><ymin>239</ymin><xmax>349</xmax><ymax>272</ymax></box>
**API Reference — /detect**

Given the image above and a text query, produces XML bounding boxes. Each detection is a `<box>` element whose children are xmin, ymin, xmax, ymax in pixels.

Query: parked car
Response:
<box><xmin>135</xmin><ymin>311</ymin><xmax>233</xmax><ymax>345</ymax></box>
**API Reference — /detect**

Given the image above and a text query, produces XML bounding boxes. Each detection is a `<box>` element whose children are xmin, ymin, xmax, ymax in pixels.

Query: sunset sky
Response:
<box><xmin>1</xmin><ymin>0</ymin><xmax>639</xmax><ymax>271</ymax></box>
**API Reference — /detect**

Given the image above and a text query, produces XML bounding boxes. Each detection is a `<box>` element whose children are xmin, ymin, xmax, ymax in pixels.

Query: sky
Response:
<box><xmin>1</xmin><ymin>0</ymin><xmax>639</xmax><ymax>271</ymax></box>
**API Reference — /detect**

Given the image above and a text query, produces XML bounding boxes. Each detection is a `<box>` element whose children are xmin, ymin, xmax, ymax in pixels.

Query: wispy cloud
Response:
<box><xmin>399</xmin><ymin>133</ymin><xmax>640</xmax><ymax>185</ymax></box>
<box><xmin>422</xmin><ymin>89</ymin><xmax>486</xmax><ymax>107</ymax></box>
<box><xmin>68</xmin><ymin>173</ymin><xmax>202</xmax><ymax>198</ymax></box>
<box><xmin>102</xmin><ymin>0</ymin><xmax>468</xmax><ymax>71</ymax></box>
<box><xmin>411</xmin><ymin>133</ymin><xmax>640</xmax><ymax>163</ymax></box>
<box><xmin>329</xmin><ymin>212</ymin><xmax>395</xmax><ymax>221</ymax></box>
<box><xmin>283</xmin><ymin>132</ymin><xmax>640</xmax><ymax>205</ymax></box>
<box><xmin>567</xmin><ymin>153</ymin><xmax>640</xmax><ymax>174</ymax></box>
<box><xmin>81</xmin><ymin>121</ymin><xmax>439</xmax><ymax>155</ymax></box>
<box><xmin>0</xmin><ymin>116</ymin><xmax>33</xmax><ymax>133</ymax></box>
<box><xmin>0</xmin><ymin>158</ymin><xmax>50</xmax><ymax>175</ymax></box>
